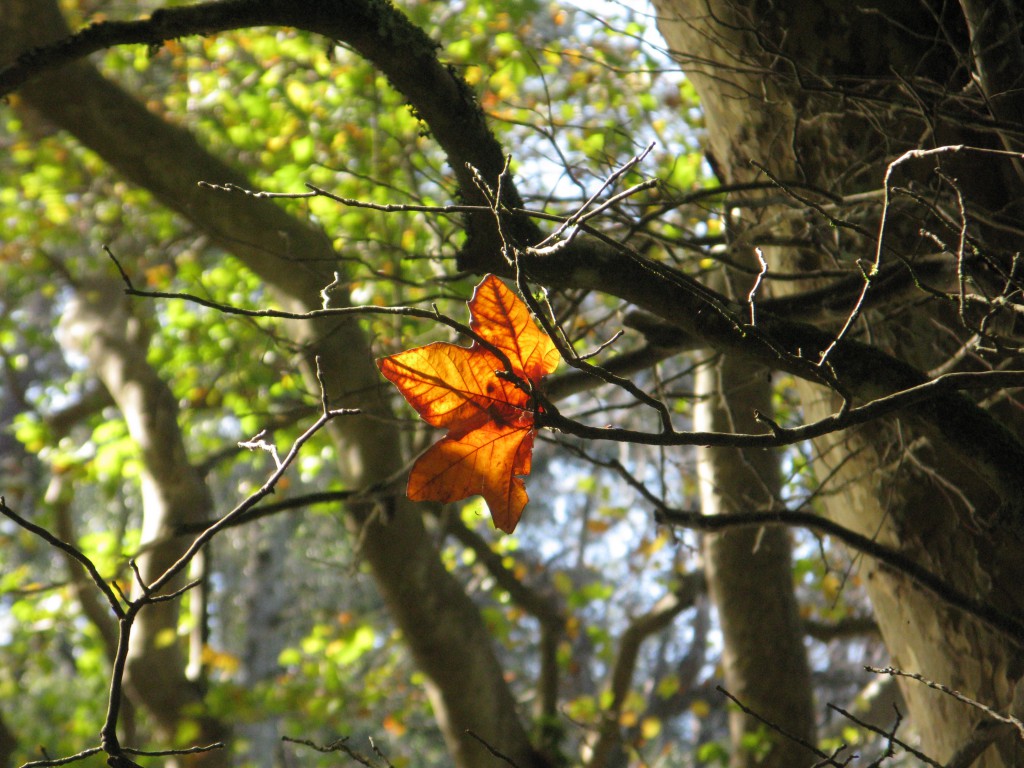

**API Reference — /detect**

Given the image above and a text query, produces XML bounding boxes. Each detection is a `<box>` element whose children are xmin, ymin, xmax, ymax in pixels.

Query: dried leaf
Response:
<box><xmin>378</xmin><ymin>275</ymin><xmax>558</xmax><ymax>532</ymax></box>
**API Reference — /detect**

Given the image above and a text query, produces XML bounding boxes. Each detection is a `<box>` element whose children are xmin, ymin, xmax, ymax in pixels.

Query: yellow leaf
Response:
<box><xmin>201</xmin><ymin>645</ymin><xmax>241</xmax><ymax>675</ymax></box>
<box><xmin>154</xmin><ymin>628</ymin><xmax>177</xmax><ymax>648</ymax></box>
<box><xmin>822</xmin><ymin>573</ymin><xmax>841</xmax><ymax>601</ymax></box>
<box><xmin>640</xmin><ymin>717</ymin><xmax>662</xmax><ymax>740</ymax></box>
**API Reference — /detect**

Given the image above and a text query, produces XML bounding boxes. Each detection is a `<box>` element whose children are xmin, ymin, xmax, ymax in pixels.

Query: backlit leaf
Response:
<box><xmin>378</xmin><ymin>275</ymin><xmax>558</xmax><ymax>532</ymax></box>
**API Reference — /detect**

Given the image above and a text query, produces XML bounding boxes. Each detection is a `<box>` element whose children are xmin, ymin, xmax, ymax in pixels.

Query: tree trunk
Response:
<box><xmin>695</xmin><ymin>346</ymin><xmax>815</xmax><ymax>767</ymax></box>
<box><xmin>655</xmin><ymin>1</ymin><xmax>1024</xmax><ymax>764</ymax></box>
<box><xmin>58</xmin><ymin>277</ymin><xmax>228</xmax><ymax>766</ymax></box>
<box><xmin>0</xmin><ymin>713</ymin><xmax>16</xmax><ymax>768</ymax></box>
<box><xmin>238</xmin><ymin>517</ymin><xmax>295</xmax><ymax>768</ymax></box>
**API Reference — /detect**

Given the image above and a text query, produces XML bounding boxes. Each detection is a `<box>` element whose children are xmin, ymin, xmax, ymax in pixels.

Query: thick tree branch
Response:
<box><xmin>514</xmin><ymin>239</ymin><xmax>1024</xmax><ymax>520</ymax></box>
<box><xmin>443</xmin><ymin>515</ymin><xmax>566</xmax><ymax>733</ymax></box>
<box><xmin>118</xmin><ymin>280</ymin><xmax>1024</xmax><ymax>448</ymax></box>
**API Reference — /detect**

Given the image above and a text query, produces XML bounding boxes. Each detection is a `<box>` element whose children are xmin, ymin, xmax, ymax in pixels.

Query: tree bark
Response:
<box><xmin>654</xmin><ymin>1</ymin><xmax>1024</xmax><ymax>764</ymax></box>
<box><xmin>695</xmin><ymin>347</ymin><xmax>815</xmax><ymax>767</ymax></box>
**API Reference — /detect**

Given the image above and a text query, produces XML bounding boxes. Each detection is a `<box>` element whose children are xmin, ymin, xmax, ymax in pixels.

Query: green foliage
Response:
<box><xmin>696</xmin><ymin>739</ymin><xmax>730</xmax><ymax>765</ymax></box>
<box><xmin>0</xmin><ymin>586</ymin><xmax>109</xmax><ymax>763</ymax></box>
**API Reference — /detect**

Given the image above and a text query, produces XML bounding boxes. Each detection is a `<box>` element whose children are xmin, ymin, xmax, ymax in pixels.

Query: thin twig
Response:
<box><xmin>124</xmin><ymin>743</ymin><xmax>225</xmax><ymax>757</ymax></box>
<box><xmin>828</xmin><ymin>703</ymin><xmax>941</xmax><ymax>767</ymax></box>
<box><xmin>282</xmin><ymin>736</ymin><xmax>375</xmax><ymax>767</ymax></box>
<box><xmin>20</xmin><ymin>748</ymin><xmax>103</xmax><ymax>768</ymax></box>
<box><xmin>465</xmin><ymin>730</ymin><xmax>522</xmax><ymax>768</ymax></box>
<box><xmin>574</xmin><ymin>455</ymin><xmax>1024</xmax><ymax>647</ymax></box>
<box><xmin>747</xmin><ymin>247</ymin><xmax>768</xmax><ymax>326</ymax></box>
<box><xmin>0</xmin><ymin>497</ymin><xmax>124</xmax><ymax>619</ymax></box>
<box><xmin>716</xmin><ymin>686</ymin><xmax>837</xmax><ymax>764</ymax></box>
<box><xmin>866</xmin><ymin>666</ymin><xmax>1024</xmax><ymax>740</ymax></box>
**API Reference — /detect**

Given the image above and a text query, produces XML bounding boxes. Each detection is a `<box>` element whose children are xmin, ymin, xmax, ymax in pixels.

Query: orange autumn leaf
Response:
<box><xmin>377</xmin><ymin>274</ymin><xmax>559</xmax><ymax>533</ymax></box>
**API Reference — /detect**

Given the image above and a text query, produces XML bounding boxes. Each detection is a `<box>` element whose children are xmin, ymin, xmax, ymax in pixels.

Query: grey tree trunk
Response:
<box><xmin>695</xmin><ymin>346</ymin><xmax>815</xmax><ymax>767</ymax></box>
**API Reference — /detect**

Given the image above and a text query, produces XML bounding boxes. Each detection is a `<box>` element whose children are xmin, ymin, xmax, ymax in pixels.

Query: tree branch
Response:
<box><xmin>588</xmin><ymin>573</ymin><xmax>704</xmax><ymax>767</ymax></box>
<box><xmin>654</xmin><ymin>504</ymin><xmax>1024</xmax><ymax>647</ymax></box>
<box><xmin>515</xmin><ymin>238</ymin><xmax>1024</xmax><ymax>522</ymax></box>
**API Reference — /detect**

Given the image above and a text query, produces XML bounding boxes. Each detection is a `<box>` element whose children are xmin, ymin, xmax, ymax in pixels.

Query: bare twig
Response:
<box><xmin>826</xmin><ymin>703</ymin><xmax>941</xmax><ymax>767</ymax></box>
<box><xmin>716</xmin><ymin>686</ymin><xmax>840</xmax><ymax>765</ymax></box>
<box><xmin>747</xmin><ymin>247</ymin><xmax>768</xmax><ymax>326</ymax></box>
<box><xmin>20</xmin><ymin>748</ymin><xmax>103</xmax><ymax>768</ymax></box>
<box><xmin>567</xmin><ymin>454</ymin><xmax>1024</xmax><ymax>647</ymax></box>
<box><xmin>4</xmin><ymin>335</ymin><xmax>360</xmax><ymax>768</ymax></box>
<box><xmin>282</xmin><ymin>736</ymin><xmax>376</xmax><ymax>767</ymax></box>
<box><xmin>0</xmin><ymin>497</ymin><xmax>124</xmax><ymax>619</ymax></box>
<box><xmin>818</xmin><ymin>145</ymin><xmax>1024</xmax><ymax>367</ymax></box>
<box><xmin>465</xmin><ymin>730</ymin><xmax>522</xmax><ymax>768</ymax></box>
<box><xmin>866</xmin><ymin>666</ymin><xmax>1024</xmax><ymax>740</ymax></box>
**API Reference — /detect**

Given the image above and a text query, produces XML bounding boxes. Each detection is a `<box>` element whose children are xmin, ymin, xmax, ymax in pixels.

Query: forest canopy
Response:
<box><xmin>1</xmin><ymin>1</ymin><xmax>1023</xmax><ymax>768</ymax></box>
